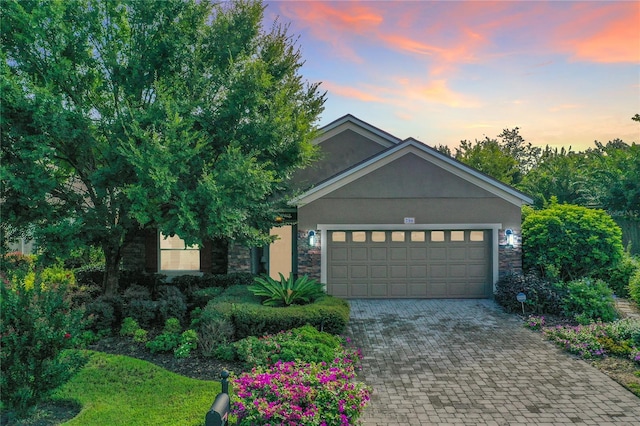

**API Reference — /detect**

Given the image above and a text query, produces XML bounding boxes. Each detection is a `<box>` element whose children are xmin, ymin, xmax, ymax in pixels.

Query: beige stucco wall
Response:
<box><xmin>297</xmin><ymin>153</ymin><xmax>523</xmax><ymax>231</ymax></box>
<box><xmin>291</xmin><ymin>129</ymin><xmax>391</xmax><ymax>191</ymax></box>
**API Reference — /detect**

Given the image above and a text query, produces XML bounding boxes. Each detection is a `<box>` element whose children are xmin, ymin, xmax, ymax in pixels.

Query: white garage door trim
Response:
<box><xmin>317</xmin><ymin>223</ymin><xmax>502</xmax><ymax>295</ymax></box>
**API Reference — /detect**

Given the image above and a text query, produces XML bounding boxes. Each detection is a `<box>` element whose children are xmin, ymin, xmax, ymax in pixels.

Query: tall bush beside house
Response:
<box><xmin>522</xmin><ymin>201</ymin><xmax>624</xmax><ymax>282</ymax></box>
<box><xmin>604</xmin><ymin>248</ymin><xmax>639</xmax><ymax>298</ymax></box>
<box><xmin>0</xmin><ymin>270</ymin><xmax>87</xmax><ymax>418</ymax></box>
<box><xmin>629</xmin><ymin>268</ymin><xmax>640</xmax><ymax>306</ymax></box>
<box><xmin>560</xmin><ymin>278</ymin><xmax>617</xmax><ymax>325</ymax></box>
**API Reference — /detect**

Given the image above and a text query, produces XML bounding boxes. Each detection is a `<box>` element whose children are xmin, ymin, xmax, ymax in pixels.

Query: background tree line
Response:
<box><xmin>435</xmin><ymin>115</ymin><xmax>640</xmax><ymax>253</ymax></box>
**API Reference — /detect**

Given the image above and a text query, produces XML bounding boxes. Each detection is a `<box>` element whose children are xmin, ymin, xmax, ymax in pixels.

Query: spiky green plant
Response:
<box><xmin>247</xmin><ymin>273</ymin><xmax>325</xmax><ymax>307</ymax></box>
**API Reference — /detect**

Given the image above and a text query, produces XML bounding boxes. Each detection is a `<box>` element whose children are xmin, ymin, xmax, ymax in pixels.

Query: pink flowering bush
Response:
<box><xmin>524</xmin><ymin>315</ymin><xmax>545</xmax><ymax>330</ymax></box>
<box><xmin>232</xmin><ymin>356</ymin><xmax>370</xmax><ymax>425</ymax></box>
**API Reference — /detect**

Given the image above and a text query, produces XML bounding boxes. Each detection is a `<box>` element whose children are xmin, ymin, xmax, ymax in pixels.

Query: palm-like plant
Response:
<box><xmin>248</xmin><ymin>273</ymin><xmax>325</xmax><ymax>307</ymax></box>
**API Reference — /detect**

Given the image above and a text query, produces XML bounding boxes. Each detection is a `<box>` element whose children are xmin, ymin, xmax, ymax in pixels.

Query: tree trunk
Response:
<box><xmin>103</xmin><ymin>244</ymin><xmax>122</xmax><ymax>296</ymax></box>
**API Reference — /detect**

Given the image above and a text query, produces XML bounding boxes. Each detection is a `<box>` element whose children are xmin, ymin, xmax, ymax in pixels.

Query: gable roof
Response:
<box><xmin>293</xmin><ymin>118</ymin><xmax>533</xmax><ymax>207</ymax></box>
<box><xmin>312</xmin><ymin>114</ymin><xmax>402</xmax><ymax>149</ymax></box>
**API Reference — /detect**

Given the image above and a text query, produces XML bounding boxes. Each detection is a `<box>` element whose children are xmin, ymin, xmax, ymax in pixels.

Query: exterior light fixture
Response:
<box><xmin>308</xmin><ymin>230</ymin><xmax>316</xmax><ymax>246</ymax></box>
<box><xmin>505</xmin><ymin>229</ymin><xmax>514</xmax><ymax>247</ymax></box>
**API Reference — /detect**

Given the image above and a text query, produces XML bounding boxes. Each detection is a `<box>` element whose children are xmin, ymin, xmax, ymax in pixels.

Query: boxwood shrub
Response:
<box><xmin>203</xmin><ymin>285</ymin><xmax>350</xmax><ymax>339</ymax></box>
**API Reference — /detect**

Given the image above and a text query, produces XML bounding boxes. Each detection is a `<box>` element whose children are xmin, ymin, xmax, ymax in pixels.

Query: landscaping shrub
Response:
<box><xmin>494</xmin><ymin>272</ymin><xmax>564</xmax><ymax>315</ymax></box>
<box><xmin>248</xmin><ymin>273</ymin><xmax>325</xmax><ymax>306</ymax></box>
<box><xmin>156</xmin><ymin>285</ymin><xmax>187</xmax><ymax>324</ymax></box>
<box><xmin>603</xmin><ymin>248</ymin><xmax>638</xmax><ymax>298</ymax></box>
<box><xmin>201</xmin><ymin>286</ymin><xmax>349</xmax><ymax>340</ymax></box>
<box><xmin>628</xmin><ymin>267</ymin><xmax>640</xmax><ymax>306</ymax></box>
<box><xmin>234</xmin><ymin>325</ymin><xmax>345</xmax><ymax>367</ymax></box>
<box><xmin>84</xmin><ymin>295</ymin><xmax>123</xmax><ymax>334</ymax></box>
<box><xmin>122</xmin><ymin>297</ymin><xmax>157</xmax><ymax>329</ymax></box>
<box><xmin>119</xmin><ymin>317</ymin><xmax>141</xmax><ymax>337</ymax></box>
<box><xmin>74</xmin><ymin>264</ymin><xmax>105</xmax><ymax>289</ymax></box>
<box><xmin>190</xmin><ymin>286</ymin><xmax>224</xmax><ymax>309</ymax></box>
<box><xmin>146</xmin><ymin>318</ymin><xmax>182</xmax><ymax>354</ymax></box>
<box><xmin>196</xmin><ymin>312</ymin><xmax>236</xmax><ymax>357</ymax></box>
<box><xmin>232</xmin><ymin>359</ymin><xmax>370</xmax><ymax>425</ymax></box>
<box><xmin>561</xmin><ymin>278</ymin><xmax>617</xmax><ymax>325</ymax></box>
<box><xmin>1</xmin><ymin>252</ymin><xmax>36</xmax><ymax>283</ymax></box>
<box><xmin>522</xmin><ymin>202</ymin><xmax>624</xmax><ymax>281</ymax></box>
<box><xmin>1</xmin><ymin>273</ymin><xmax>87</xmax><ymax>418</ymax></box>
<box><xmin>174</xmin><ymin>329</ymin><xmax>198</xmax><ymax>358</ymax></box>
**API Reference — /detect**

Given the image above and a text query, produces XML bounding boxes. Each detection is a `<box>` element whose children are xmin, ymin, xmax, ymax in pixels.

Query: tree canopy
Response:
<box><xmin>1</xmin><ymin>0</ymin><xmax>325</xmax><ymax>294</ymax></box>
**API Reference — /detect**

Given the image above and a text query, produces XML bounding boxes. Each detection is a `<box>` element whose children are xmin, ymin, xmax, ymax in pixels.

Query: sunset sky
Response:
<box><xmin>263</xmin><ymin>0</ymin><xmax>640</xmax><ymax>151</ymax></box>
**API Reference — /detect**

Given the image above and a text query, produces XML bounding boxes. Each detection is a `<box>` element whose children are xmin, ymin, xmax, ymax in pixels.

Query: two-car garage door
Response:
<box><xmin>327</xmin><ymin>229</ymin><xmax>491</xmax><ymax>298</ymax></box>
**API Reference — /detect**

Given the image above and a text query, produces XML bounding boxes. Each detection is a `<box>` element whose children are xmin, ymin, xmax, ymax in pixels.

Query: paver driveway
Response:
<box><xmin>346</xmin><ymin>299</ymin><xmax>640</xmax><ymax>425</ymax></box>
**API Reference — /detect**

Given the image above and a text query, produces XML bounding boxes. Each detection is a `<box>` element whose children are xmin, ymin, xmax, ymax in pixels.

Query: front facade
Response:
<box><xmin>132</xmin><ymin>114</ymin><xmax>532</xmax><ymax>299</ymax></box>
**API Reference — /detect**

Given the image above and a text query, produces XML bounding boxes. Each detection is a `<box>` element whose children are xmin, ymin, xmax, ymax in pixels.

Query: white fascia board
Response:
<box><xmin>293</xmin><ymin>139</ymin><xmax>532</xmax><ymax>207</ymax></box>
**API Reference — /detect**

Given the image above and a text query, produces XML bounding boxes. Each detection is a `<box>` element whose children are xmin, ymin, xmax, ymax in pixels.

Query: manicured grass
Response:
<box><xmin>51</xmin><ymin>351</ymin><xmax>220</xmax><ymax>425</ymax></box>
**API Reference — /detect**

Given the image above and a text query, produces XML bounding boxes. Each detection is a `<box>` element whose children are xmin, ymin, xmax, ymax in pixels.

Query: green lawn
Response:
<box><xmin>51</xmin><ymin>351</ymin><xmax>220</xmax><ymax>425</ymax></box>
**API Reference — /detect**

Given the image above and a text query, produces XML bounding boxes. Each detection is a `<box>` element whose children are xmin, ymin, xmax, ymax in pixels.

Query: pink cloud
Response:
<box><xmin>565</xmin><ymin>7</ymin><xmax>640</xmax><ymax>63</ymax></box>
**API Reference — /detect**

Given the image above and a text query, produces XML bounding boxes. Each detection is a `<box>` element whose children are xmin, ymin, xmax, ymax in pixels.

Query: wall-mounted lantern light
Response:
<box><xmin>505</xmin><ymin>229</ymin><xmax>514</xmax><ymax>247</ymax></box>
<box><xmin>308</xmin><ymin>230</ymin><xmax>316</xmax><ymax>246</ymax></box>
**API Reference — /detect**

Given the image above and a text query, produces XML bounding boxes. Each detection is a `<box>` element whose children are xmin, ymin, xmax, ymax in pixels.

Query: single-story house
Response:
<box><xmin>126</xmin><ymin>114</ymin><xmax>532</xmax><ymax>299</ymax></box>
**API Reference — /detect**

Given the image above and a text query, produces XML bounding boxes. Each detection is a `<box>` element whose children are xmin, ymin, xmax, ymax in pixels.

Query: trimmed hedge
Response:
<box><xmin>203</xmin><ymin>285</ymin><xmax>350</xmax><ymax>339</ymax></box>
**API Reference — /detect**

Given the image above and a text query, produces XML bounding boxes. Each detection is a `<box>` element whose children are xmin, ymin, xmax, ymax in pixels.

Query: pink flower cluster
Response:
<box><xmin>232</xmin><ymin>357</ymin><xmax>370</xmax><ymax>425</ymax></box>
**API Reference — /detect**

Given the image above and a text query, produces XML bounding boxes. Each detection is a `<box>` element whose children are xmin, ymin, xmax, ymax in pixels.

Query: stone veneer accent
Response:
<box><xmin>227</xmin><ymin>242</ymin><xmax>252</xmax><ymax>273</ymax></box>
<box><xmin>498</xmin><ymin>228</ymin><xmax>523</xmax><ymax>277</ymax></box>
<box><xmin>297</xmin><ymin>230</ymin><xmax>321</xmax><ymax>281</ymax></box>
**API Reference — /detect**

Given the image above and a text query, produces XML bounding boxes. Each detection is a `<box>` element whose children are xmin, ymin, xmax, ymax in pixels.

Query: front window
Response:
<box><xmin>159</xmin><ymin>233</ymin><xmax>200</xmax><ymax>271</ymax></box>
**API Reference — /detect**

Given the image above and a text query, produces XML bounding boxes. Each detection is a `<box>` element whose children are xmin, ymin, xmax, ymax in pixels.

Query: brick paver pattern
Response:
<box><xmin>346</xmin><ymin>299</ymin><xmax>640</xmax><ymax>425</ymax></box>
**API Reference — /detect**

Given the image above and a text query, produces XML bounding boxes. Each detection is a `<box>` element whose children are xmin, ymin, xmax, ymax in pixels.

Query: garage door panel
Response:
<box><xmin>371</xmin><ymin>247</ymin><xmax>387</xmax><ymax>260</ymax></box>
<box><xmin>350</xmin><ymin>265</ymin><xmax>367</xmax><ymax>278</ymax></box>
<box><xmin>371</xmin><ymin>265</ymin><xmax>387</xmax><ymax>278</ymax></box>
<box><xmin>449</xmin><ymin>264</ymin><xmax>467</xmax><ymax>278</ymax></box>
<box><xmin>331</xmin><ymin>247</ymin><xmax>348</xmax><ymax>261</ymax></box>
<box><xmin>350</xmin><ymin>283</ymin><xmax>369</xmax><ymax>297</ymax></box>
<box><xmin>430</xmin><ymin>264</ymin><xmax>447</xmax><ymax>278</ymax></box>
<box><xmin>370</xmin><ymin>283</ymin><xmax>388</xmax><ymax>297</ymax></box>
<box><xmin>330</xmin><ymin>265</ymin><xmax>347</xmax><ymax>279</ymax></box>
<box><xmin>390</xmin><ymin>283</ymin><xmax>407</xmax><ymax>297</ymax></box>
<box><xmin>327</xmin><ymin>230</ymin><xmax>491</xmax><ymax>299</ymax></box>
<box><xmin>390</xmin><ymin>265</ymin><xmax>407</xmax><ymax>278</ymax></box>
<box><xmin>410</xmin><ymin>265</ymin><xmax>427</xmax><ymax>278</ymax></box>
<box><xmin>448</xmin><ymin>282</ymin><xmax>468</xmax><ymax>297</ymax></box>
<box><xmin>428</xmin><ymin>282</ymin><xmax>448</xmax><ymax>297</ymax></box>
<box><xmin>408</xmin><ymin>283</ymin><xmax>428</xmax><ymax>297</ymax></box>
<box><xmin>390</xmin><ymin>247</ymin><xmax>407</xmax><ymax>260</ymax></box>
<box><xmin>330</xmin><ymin>283</ymin><xmax>349</xmax><ymax>297</ymax></box>
<box><xmin>469</xmin><ymin>247</ymin><xmax>487</xmax><ymax>260</ymax></box>
<box><xmin>410</xmin><ymin>247</ymin><xmax>427</xmax><ymax>260</ymax></box>
<box><xmin>429</xmin><ymin>247</ymin><xmax>447</xmax><ymax>260</ymax></box>
<box><xmin>449</xmin><ymin>247</ymin><xmax>466</xmax><ymax>260</ymax></box>
<box><xmin>351</xmin><ymin>247</ymin><xmax>367</xmax><ymax>260</ymax></box>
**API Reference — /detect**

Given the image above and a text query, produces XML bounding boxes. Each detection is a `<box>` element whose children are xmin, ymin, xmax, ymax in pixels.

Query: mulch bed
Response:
<box><xmin>87</xmin><ymin>336</ymin><xmax>245</xmax><ymax>381</ymax></box>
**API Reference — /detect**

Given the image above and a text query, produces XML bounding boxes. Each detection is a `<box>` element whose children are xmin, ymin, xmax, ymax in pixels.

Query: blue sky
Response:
<box><xmin>263</xmin><ymin>0</ymin><xmax>640</xmax><ymax>151</ymax></box>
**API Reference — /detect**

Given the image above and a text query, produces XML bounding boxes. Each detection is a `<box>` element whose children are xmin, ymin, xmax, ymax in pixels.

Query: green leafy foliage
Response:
<box><xmin>248</xmin><ymin>273</ymin><xmax>325</xmax><ymax>306</ymax></box>
<box><xmin>119</xmin><ymin>317</ymin><xmax>141</xmax><ymax>337</ymax></box>
<box><xmin>603</xmin><ymin>249</ymin><xmax>639</xmax><ymax>298</ymax></box>
<box><xmin>202</xmin><ymin>285</ymin><xmax>349</xmax><ymax>339</ymax></box>
<box><xmin>0</xmin><ymin>271</ymin><xmax>87</xmax><ymax>417</ymax></box>
<box><xmin>628</xmin><ymin>268</ymin><xmax>640</xmax><ymax>305</ymax></box>
<box><xmin>522</xmin><ymin>202</ymin><xmax>624</xmax><ymax>281</ymax></box>
<box><xmin>2</xmin><ymin>0</ymin><xmax>325</xmax><ymax>295</ymax></box>
<box><xmin>561</xmin><ymin>278</ymin><xmax>617</xmax><ymax>325</ymax></box>
<box><xmin>234</xmin><ymin>324</ymin><xmax>343</xmax><ymax>367</ymax></box>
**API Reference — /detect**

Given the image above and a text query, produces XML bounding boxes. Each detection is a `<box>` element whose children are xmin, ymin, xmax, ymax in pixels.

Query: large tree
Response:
<box><xmin>453</xmin><ymin>127</ymin><xmax>541</xmax><ymax>186</ymax></box>
<box><xmin>1</xmin><ymin>0</ymin><xmax>325</xmax><ymax>295</ymax></box>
